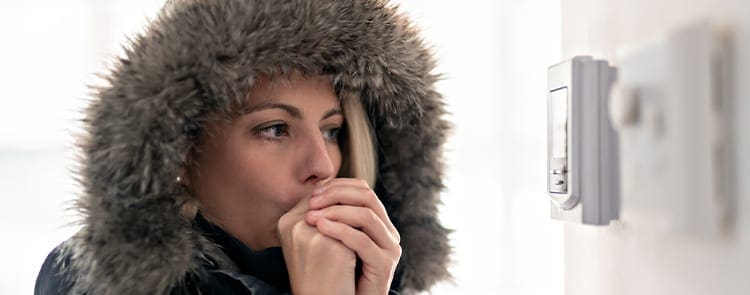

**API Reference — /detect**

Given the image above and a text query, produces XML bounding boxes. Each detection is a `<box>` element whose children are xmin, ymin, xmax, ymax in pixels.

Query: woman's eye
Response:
<box><xmin>322</xmin><ymin>127</ymin><xmax>340</xmax><ymax>142</ymax></box>
<box><xmin>258</xmin><ymin>123</ymin><xmax>289</xmax><ymax>139</ymax></box>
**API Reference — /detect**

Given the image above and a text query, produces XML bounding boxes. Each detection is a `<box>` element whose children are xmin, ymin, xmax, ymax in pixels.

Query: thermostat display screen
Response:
<box><xmin>551</xmin><ymin>88</ymin><xmax>568</xmax><ymax>159</ymax></box>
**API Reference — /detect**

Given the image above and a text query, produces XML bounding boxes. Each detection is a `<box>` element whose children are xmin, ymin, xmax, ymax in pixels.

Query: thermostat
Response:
<box><xmin>547</xmin><ymin>56</ymin><xmax>619</xmax><ymax>225</ymax></box>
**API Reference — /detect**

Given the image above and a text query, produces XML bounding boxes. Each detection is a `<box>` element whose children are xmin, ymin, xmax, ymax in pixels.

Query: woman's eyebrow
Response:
<box><xmin>322</xmin><ymin>109</ymin><xmax>343</xmax><ymax>120</ymax></box>
<box><xmin>244</xmin><ymin>101</ymin><xmax>342</xmax><ymax>120</ymax></box>
<box><xmin>244</xmin><ymin>102</ymin><xmax>302</xmax><ymax>118</ymax></box>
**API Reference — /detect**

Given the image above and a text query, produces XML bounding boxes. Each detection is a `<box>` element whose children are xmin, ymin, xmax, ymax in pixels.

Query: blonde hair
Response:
<box><xmin>338</xmin><ymin>89</ymin><xmax>378</xmax><ymax>187</ymax></box>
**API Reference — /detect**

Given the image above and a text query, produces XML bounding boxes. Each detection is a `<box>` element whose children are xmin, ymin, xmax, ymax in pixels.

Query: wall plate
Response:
<box><xmin>610</xmin><ymin>22</ymin><xmax>734</xmax><ymax>237</ymax></box>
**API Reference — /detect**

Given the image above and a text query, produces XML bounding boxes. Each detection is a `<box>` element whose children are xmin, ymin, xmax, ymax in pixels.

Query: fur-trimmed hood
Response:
<box><xmin>65</xmin><ymin>0</ymin><xmax>450</xmax><ymax>293</ymax></box>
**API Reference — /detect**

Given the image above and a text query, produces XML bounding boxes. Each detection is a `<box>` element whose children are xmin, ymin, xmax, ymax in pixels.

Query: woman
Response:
<box><xmin>35</xmin><ymin>0</ymin><xmax>450</xmax><ymax>294</ymax></box>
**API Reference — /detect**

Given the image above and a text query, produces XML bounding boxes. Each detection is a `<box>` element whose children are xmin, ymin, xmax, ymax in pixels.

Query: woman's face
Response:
<box><xmin>186</xmin><ymin>74</ymin><xmax>343</xmax><ymax>250</ymax></box>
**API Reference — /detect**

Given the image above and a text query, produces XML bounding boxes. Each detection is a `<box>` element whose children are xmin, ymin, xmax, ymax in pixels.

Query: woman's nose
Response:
<box><xmin>299</xmin><ymin>132</ymin><xmax>335</xmax><ymax>184</ymax></box>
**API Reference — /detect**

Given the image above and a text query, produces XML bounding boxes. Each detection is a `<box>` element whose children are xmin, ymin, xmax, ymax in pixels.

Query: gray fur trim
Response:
<box><xmin>69</xmin><ymin>0</ymin><xmax>451</xmax><ymax>293</ymax></box>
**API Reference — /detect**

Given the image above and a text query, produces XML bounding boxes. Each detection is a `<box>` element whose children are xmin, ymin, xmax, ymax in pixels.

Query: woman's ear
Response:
<box><xmin>178</xmin><ymin>166</ymin><xmax>191</xmax><ymax>187</ymax></box>
<box><xmin>179</xmin><ymin>149</ymin><xmax>194</xmax><ymax>187</ymax></box>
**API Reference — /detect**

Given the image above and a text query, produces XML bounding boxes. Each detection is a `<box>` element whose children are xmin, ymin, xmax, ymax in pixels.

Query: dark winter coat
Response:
<box><xmin>34</xmin><ymin>0</ymin><xmax>450</xmax><ymax>294</ymax></box>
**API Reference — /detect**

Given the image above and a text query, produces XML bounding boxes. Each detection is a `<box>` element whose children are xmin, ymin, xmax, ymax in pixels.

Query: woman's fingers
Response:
<box><xmin>309</xmin><ymin>178</ymin><xmax>399</xmax><ymax>242</ymax></box>
<box><xmin>311</xmin><ymin>179</ymin><xmax>379</xmax><ymax>211</ymax></box>
<box><xmin>317</xmin><ymin>218</ymin><xmax>380</xmax><ymax>259</ymax></box>
<box><xmin>310</xmin><ymin>184</ymin><xmax>384</xmax><ymax>221</ymax></box>
<box><xmin>306</xmin><ymin>205</ymin><xmax>398</xmax><ymax>250</ymax></box>
<box><xmin>315</xmin><ymin>218</ymin><xmax>401</xmax><ymax>280</ymax></box>
<box><xmin>313</xmin><ymin>178</ymin><xmax>370</xmax><ymax>195</ymax></box>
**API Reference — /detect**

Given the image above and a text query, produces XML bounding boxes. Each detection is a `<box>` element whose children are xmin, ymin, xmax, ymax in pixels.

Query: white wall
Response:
<box><xmin>561</xmin><ymin>1</ymin><xmax>750</xmax><ymax>294</ymax></box>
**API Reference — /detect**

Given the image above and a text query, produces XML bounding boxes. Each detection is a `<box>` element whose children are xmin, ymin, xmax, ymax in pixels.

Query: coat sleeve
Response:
<box><xmin>34</xmin><ymin>244</ymin><xmax>267</xmax><ymax>295</ymax></box>
<box><xmin>36</xmin><ymin>243</ymin><xmax>287</xmax><ymax>295</ymax></box>
<box><xmin>35</xmin><ymin>244</ymin><xmax>75</xmax><ymax>295</ymax></box>
<box><xmin>169</xmin><ymin>269</ymin><xmax>289</xmax><ymax>295</ymax></box>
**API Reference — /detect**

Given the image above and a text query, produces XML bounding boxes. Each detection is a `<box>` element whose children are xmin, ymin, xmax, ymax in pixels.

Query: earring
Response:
<box><xmin>176</xmin><ymin>176</ymin><xmax>183</xmax><ymax>183</ymax></box>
